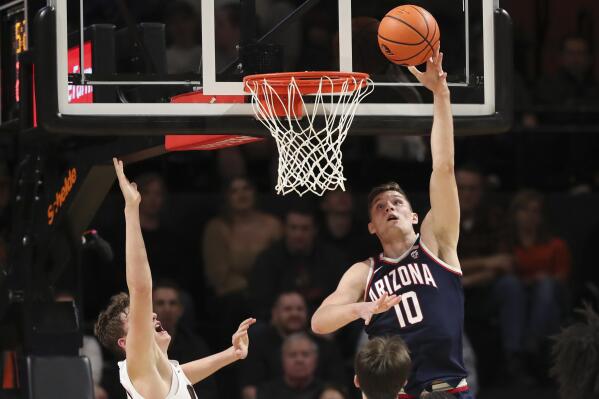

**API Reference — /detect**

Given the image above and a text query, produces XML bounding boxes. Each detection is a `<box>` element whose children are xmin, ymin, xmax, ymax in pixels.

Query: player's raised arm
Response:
<box><xmin>311</xmin><ymin>261</ymin><xmax>401</xmax><ymax>334</ymax></box>
<box><xmin>408</xmin><ymin>45</ymin><xmax>460</xmax><ymax>256</ymax></box>
<box><xmin>113</xmin><ymin>158</ymin><xmax>155</xmax><ymax>377</ymax></box>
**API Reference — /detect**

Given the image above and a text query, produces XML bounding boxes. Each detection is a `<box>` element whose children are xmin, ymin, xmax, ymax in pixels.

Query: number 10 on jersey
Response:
<box><xmin>394</xmin><ymin>291</ymin><xmax>423</xmax><ymax>327</ymax></box>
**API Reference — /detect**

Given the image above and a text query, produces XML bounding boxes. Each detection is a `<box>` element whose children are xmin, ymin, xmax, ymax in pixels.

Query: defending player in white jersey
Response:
<box><xmin>95</xmin><ymin>158</ymin><xmax>255</xmax><ymax>399</ymax></box>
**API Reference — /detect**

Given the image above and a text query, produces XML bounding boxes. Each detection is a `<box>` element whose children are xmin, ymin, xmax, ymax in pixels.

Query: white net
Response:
<box><xmin>245</xmin><ymin>74</ymin><xmax>374</xmax><ymax>196</ymax></box>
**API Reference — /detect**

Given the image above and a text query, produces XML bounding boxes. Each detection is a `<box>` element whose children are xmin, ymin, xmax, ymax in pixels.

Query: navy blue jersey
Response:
<box><xmin>364</xmin><ymin>234</ymin><xmax>467</xmax><ymax>397</ymax></box>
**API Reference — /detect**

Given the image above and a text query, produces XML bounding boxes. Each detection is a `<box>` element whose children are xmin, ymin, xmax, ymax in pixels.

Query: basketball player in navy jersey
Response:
<box><xmin>312</xmin><ymin>45</ymin><xmax>473</xmax><ymax>399</ymax></box>
<box><xmin>95</xmin><ymin>158</ymin><xmax>255</xmax><ymax>399</ymax></box>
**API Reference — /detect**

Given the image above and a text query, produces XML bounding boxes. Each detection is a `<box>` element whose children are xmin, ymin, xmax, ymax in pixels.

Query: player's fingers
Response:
<box><xmin>376</xmin><ymin>293</ymin><xmax>388</xmax><ymax>309</ymax></box>
<box><xmin>389</xmin><ymin>295</ymin><xmax>402</xmax><ymax>307</ymax></box>
<box><xmin>234</xmin><ymin>331</ymin><xmax>248</xmax><ymax>343</ymax></box>
<box><xmin>384</xmin><ymin>295</ymin><xmax>400</xmax><ymax>309</ymax></box>
<box><xmin>237</xmin><ymin>324</ymin><xmax>251</xmax><ymax>334</ymax></box>
<box><xmin>364</xmin><ymin>313</ymin><xmax>372</xmax><ymax>325</ymax></box>
<box><xmin>407</xmin><ymin>66</ymin><xmax>422</xmax><ymax>78</ymax></box>
<box><xmin>434</xmin><ymin>42</ymin><xmax>441</xmax><ymax>61</ymax></box>
<box><xmin>113</xmin><ymin>158</ymin><xmax>124</xmax><ymax>178</ymax></box>
<box><xmin>376</xmin><ymin>292</ymin><xmax>387</xmax><ymax>304</ymax></box>
<box><xmin>239</xmin><ymin>318</ymin><xmax>256</xmax><ymax>329</ymax></box>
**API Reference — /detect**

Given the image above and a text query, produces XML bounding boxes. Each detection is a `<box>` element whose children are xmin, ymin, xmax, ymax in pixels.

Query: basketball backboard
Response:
<box><xmin>33</xmin><ymin>0</ymin><xmax>512</xmax><ymax>135</ymax></box>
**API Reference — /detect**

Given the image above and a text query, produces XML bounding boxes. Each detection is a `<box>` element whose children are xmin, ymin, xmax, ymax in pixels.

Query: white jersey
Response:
<box><xmin>118</xmin><ymin>360</ymin><xmax>197</xmax><ymax>399</ymax></box>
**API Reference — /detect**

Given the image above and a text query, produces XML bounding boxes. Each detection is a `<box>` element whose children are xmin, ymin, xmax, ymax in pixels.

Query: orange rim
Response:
<box><xmin>243</xmin><ymin>71</ymin><xmax>370</xmax><ymax>95</ymax></box>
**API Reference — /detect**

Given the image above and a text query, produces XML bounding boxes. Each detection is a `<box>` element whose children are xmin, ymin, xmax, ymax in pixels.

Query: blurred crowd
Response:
<box><xmin>8</xmin><ymin>164</ymin><xmax>592</xmax><ymax>399</ymax></box>
<box><xmin>1</xmin><ymin>1</ymin><xmax>599</xmax><ymax>399</ymax></box>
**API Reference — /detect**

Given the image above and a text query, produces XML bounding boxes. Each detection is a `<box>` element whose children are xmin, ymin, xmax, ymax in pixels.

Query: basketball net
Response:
<box><xmin>244</xmin><ymin>73</ymin><xmax>373</xmax><ymax>196</ymax></box>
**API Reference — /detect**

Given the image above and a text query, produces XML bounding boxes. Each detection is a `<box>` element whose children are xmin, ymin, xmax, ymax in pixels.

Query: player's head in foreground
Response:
<box><xmin>367</xmin><ymin>182</ymin><xmax>417</xmax><ymax>242</ymax></box>
<box><xmin>354</xmin><ymin>335</ymin><xmax>411</xmax><ymax>399</ymax></box>
<box><xmin>95</xmin><ymin>292</ymin><xmax>171</xmax><ymax>359</ymax></box>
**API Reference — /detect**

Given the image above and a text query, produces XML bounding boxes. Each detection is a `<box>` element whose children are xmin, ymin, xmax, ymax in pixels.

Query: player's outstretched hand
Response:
<box><xmin>407</xmin><ymin>42</ymin><xmax>448</xmax><ymax>96</ymax></box>
<box><xmin>113</xmin><ymin>157</ymin><xmax>141</xmax><ymax>208</ymax></box>
<box><xmin>357</xmin><ymin>293</ymin><xmax>402</xmax><ymax>325</ymax></box>
<box><xmin>232</xmin><ymin>318</ymin><xmax>256</xmax><ymax>360</ymax></box>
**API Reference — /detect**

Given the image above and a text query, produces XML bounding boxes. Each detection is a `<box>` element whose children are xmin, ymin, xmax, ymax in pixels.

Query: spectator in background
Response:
<box><xmin>508</xmin><ymin>190</ymin><xmax>571</xmax><ymax>352</ymax></box>
<box><xmin>297</xmin><ymin>6</ymin><xmax>335</xmax><ymax>71</ymax></box>
<box><xmin>536</xmin><ymin>35</ymin><xmax>599</xmax><ymax>108</ymax></box>
<box><xmin>550</xmin><ymin>304</ymin><xmax>599</xmax><ymax>399</ymax></box>
<box><xmin>318</xmin><ymin>384</ymin><xmax>348</xmax><ymax>399</ymax></box>
<box><xmin>136</xmin><ymin>173</ymin><xmax>194</xmax><ymax>282</ymax></box>
<box><xmin>320</xmin><ymin>190</ymin><xmax>378</xmax><ymax>264</ymax></box>
<box><xmin>257</xmin><ymin>332</ymin><xmax>324</xmax><ymax>399</ymax></box>
<box><xmin>203</xmin><ymin>176</ymin><xmax>282</xmax><ymax>334</ymax></box>
<box><xmin>255</xmin><ymin>0</ymin><xmax>301</xmax><ymax>70</ymax></box>
<box><xmin>165</xmin><ymin>2</ymin><xmax>202</xmax><ymax>74</ymax></box>
<box><xmin>55</xmin><ymin>292</ymin><xmax>108</xmax><ymax>399</ymax></box>
<box><xmin>105</xmin><ymin>172</ymin><xmax>196</xmax><ymax>326</ymax></box>
<box><xmin>455</xmin><ymin>165</ymin><xmax>529</xmax><ymax>382</ymax></box>
<box><xmin>249</xmin><ymin>205</ymin><xmax>348</xmax><ymax>319</ymax></box>
<box><xmin>240</xmin><ymin>291</ymin><xmax>345</xmax><ymax>399</ymax></box>
<box><xmin>215</xmin><ymin>3</ymin><xmax>241</xmax><ymax>72</ymax></box>
<box><xmin>319</xmin><ymin>190</ymin><xmax>376</xmax><ymax>365</ymax></box>
<box><xmin>152</xmin><ymin>280</ymin><xmax>218</xmax><ymax>399</ymax></box>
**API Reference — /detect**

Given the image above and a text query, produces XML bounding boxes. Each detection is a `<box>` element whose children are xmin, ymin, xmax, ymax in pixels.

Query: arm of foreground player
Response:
<box><xmin>113</xmin><ymin>158</ymin><xmax>156</xmax><ymax>377</ymax></box>
<box><xmin>182</xmin><ymin>318</ymin><xmax>256</xmax><ymax>384</ymax></box>
<box><xmin>311</xmin><ymin>262</ymin><xmax>401</xmax><ymax>334</ymax></box>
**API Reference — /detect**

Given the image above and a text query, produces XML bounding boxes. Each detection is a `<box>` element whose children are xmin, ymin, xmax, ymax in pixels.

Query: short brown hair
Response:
<box><xmin>94</xmin><ymin>292</ymin><xmax>129</xmax><ymax>359</ymax></box>
<box><xmin>355</xmin><ymin>336</ymin><xmax>411</xmax><ymax>399</ymax></box>
<box><xmin>367</xmin><ymin>182</ymin><xmax>409</xmax><ymax>218</ymax></box>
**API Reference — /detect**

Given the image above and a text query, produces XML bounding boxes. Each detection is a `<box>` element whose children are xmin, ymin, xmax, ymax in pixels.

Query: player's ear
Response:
<box><xmin>117</xmin><ymin>337</ymin><xmax>126</xmax><ymax>351</ymax></box>
<box><xmin>412</xmin><ymin>212</ymin><xmax>418</xmax><ymax>225</ymax></box>
<box><xmin>368</xmin><ymin>221</ymin><xmax>376</xmax><ymax>235</ymax></box>
<box><xmin>354</xmin><ymin>374</ymin><xmax>360</xmax><ymax>388</ymax></box>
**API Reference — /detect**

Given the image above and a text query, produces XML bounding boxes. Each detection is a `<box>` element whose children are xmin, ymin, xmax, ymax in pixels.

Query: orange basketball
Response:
<box><xmin>377</xmin><ymin>5</ymin><xmax>440</xmax><ymax>66</ymax></box>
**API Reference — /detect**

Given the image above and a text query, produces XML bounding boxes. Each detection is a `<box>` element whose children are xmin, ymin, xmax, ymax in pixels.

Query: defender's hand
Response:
<box><xmin>232</xmin><ymin>318</ymin><xmax>256</xmax><ymax>359</ymax></box>
<box><xmin>113</xmin><ymin>158</ymin><xmax>141</xmax><ymax>208</ymax></box>
<box><xmin>357</xmin><ymin>293</ymin><xmax>402</xmax><ymax>325</ymax></box>
<box><xmin>407</xmin><ymin>43</ymin><xmax>448</xmax><ymax>96</ymax></box>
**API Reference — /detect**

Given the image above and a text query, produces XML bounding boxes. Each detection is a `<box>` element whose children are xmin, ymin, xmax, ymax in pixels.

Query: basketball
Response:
<box><xmin>377</xmin><ymin>5</ymin><xmax>441</xmax><ymax>66</ymax></box>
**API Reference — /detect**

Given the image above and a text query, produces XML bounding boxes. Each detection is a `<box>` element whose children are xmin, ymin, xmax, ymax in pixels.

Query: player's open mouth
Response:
<box><xmin>154</xmin><ymin>321</ymin><xmax>166</xmax><ymax>333</ymax></box>
<box><xmin>387</xmin><ymin>215</ymin><xmax>399</xmax><ymax>221</ymax></box>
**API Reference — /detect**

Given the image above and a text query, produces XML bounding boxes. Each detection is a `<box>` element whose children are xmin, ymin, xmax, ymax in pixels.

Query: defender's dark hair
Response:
<box><xmin>355</xmin><ymin>336</ymin><xmax>411</xmax><ymax>399</ymax></box>
<box><xmin>551</xmin><ymin>304</ymin><xmax>599</xmax><ymax>399</ymax></box>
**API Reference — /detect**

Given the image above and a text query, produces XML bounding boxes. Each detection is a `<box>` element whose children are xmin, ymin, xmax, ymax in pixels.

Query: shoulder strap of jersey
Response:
<box><xmin>363</xmin><ymin>257</ymin><xmax>376</xmax><ymax>302</ymax></box>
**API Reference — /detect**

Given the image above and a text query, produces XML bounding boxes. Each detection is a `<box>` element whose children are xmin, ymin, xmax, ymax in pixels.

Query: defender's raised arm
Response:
<box><xmin>113</xmin><ymin>158</ymin><xmax>156</xmax><ymax>378</ymax></box>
